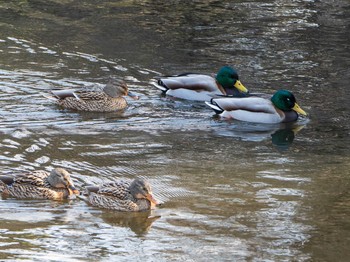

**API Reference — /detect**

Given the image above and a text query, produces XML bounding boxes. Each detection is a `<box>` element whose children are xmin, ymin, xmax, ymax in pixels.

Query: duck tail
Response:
<box><xmin>83</xmin><ymin>185</ymin><xmax>100</xmax><ymax>195</ymax></box>
<box><xmin>151</xmin><ymin>79</ymin><xmax>168</xmax><ymax>92</ymax></box>
<box><xmin>43</xmin><ymin>95</ymin><xmax>57</xmax><ymax>101</ymax></box>
<box><xmin>0</xmin><ymin>175</ymin><xmax>15</xmax><ymax>186</ymax></box>
<box><xmin>51</xmin><ymin>90</ymin><xmax>80</xmax><ymax>100</ymax></box>
<box><xmin>205</xmin><ymin>99</ymin><xmax>224</xmax><ymax>114</ymax></box>
<box><xmin>42</xmin><ymin>93</ymin><xmax>58</xmax><ymax>100</ymax></box>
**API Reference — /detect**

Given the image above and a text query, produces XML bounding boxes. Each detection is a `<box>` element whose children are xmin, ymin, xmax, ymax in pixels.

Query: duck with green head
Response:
<box><xmin>206</xmin><ymin>90</ymin><xmax>307</xmax><ymax>124</ymax></box>
<box><xmin>153</xmin><ymin>66</ymin><xmax>249</xmax><ymax>101</ymax></box>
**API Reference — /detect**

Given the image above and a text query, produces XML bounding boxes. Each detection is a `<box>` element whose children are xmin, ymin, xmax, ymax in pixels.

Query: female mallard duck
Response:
<box><xmin>0</xmin><ymin>168</ymin><xmax>79</xmax><ymax>200</ymax></box>
<box><xmin>51</xmin><ymin>79</ymin><xmax>139</xmax><ymax>112</ymax></box>
<box><xmin>206</xmin><ymin>89</ymin><xmax>307</xmax><ymax>124</ymax></box>
<box><xmin>84</xmin><ymin>178</ymin><xmax>158</xmax><ymax>212</ymax></box>
<box><xmin>153</xmin><ymin>66</ymin><xmax>249</xmax><ymax>101</ymax></box>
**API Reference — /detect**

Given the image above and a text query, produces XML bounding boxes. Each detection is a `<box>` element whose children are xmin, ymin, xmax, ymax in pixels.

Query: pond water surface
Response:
<box><xmin>0</xmin><ymin>1</ymin><xmax>349</xmax><ymax>261</ymax></box>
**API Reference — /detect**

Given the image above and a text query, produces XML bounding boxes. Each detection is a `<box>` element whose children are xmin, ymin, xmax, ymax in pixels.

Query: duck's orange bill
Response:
<box><xmin>146</xmin><ymin>193</ymin><xmax>158</xmax><ymax>205</ymax></box>
<box><xmin>127</xmin><ymin>91</ymin><xmax>139</xmax><ymax>100</ymax></box>
<box><xmin>68</xmin><ymin>185</ymin><xmax>80</xmax><ymax>195</ymax></box>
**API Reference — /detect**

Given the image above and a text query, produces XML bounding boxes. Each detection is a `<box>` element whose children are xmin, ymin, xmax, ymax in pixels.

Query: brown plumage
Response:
<box><xmin>84</xmin><ymin>178</ymin><xmax>158</xmax><ymax>212</ymax></box>
<box><xmin>51</xmin><ymin>79</ymin><xmax>138</xmax><ymax>112</ymax></box>
<box><xmin>0</xmin><ymin>168</ymin><xmax>79</xmax><ymax>200</ymax></box>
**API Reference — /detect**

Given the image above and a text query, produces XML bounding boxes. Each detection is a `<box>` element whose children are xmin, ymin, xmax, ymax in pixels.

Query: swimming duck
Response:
<box><xmin>0</xmin><ymin>168</ymin><xmax>79</xmax><ymax>200</ymax></box>
<box><xmin>51</xmin><ymin>79</ymin><xmax>139</xmax><ymax>112</ymax></box>
<box><xmin>205</xmin><ymin>89</ymin><xmax>307</xmax><ymax>124</ymax></box>
<box><xmin>84</xmin><ymin>178</ymin><xmax>158</xmax><ymax>212</ymax></box>
<box><xmin>153</xmin><ymin>66</ymin><xmax>249</xmax><ymax>101</ymax></box>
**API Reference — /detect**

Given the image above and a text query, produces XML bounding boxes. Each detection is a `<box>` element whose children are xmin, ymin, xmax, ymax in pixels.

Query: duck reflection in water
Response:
<box><xmin>271</xmin><ymin>125</ymin><xmax>305</xmax><ymax>151</ymax></box>
<box><xmin>101</xmin><ymin>211</ymin><xmax>160</xmax><ymax>236</ymax></box>
<box><xmin>212</xmin><ymin>121</ymin><xmax>306</xmax><ymax>151</ymax></box>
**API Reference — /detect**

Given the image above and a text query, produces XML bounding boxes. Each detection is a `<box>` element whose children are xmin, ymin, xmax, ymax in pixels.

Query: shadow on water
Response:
<box><xmin>0</xmin><ymin>0</ymin><xmax>349</xmax><ymax>261</ymax></box>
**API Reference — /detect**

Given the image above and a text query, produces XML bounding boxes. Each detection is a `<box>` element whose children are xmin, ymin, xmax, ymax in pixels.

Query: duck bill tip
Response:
<box><xmin>68</xmin><ymin>186</ymin><xmax>80</xmax><ymax>195</ymax></box>
<box><xmin>146</xmin><ymin>194</ymin><xmax>159</xmax><ymax>206</ymax></box>
<box><xmin>127</xmin><ymin>91</ymin><xmax>139</xmax><ymax>100</ymax></box>
<box><xmin>293</xmin><ymin>103</ymin><xmax>307</xmax><ymax>116</ymax></box>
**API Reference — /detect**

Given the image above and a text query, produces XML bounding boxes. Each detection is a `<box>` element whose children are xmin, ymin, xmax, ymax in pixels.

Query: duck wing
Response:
<box><xmin>14</xmin><ymin>170</ymin><xmax>50</xmax><ymax>187</ymax></box>
<box><xmin>73</xmin><ymin>90</ymin><xmax>106</xmax><ymax>100</ymax></box>
<box><xmin>206</xmin><ymin>97</ymin><xmax>284</xmax><ymax>123</ymax></box>
<box><xmin>52</xmin><ymin>86</ymin><xmax>105</xmax><ymax>101</ymax></box>
<box><xmin>208</xmin><ymin>97</ymin><xmax>276</xmax><ymax>113</ymax></box>
<box><xmin>87</xmin><ymin>181</ymin><xmax>131</xmax><ymax>200</ymax></box>
<box><xmin>156</xmin><ymin>74</ymin><xmax>218</xmax><ymax>92</ymax></box>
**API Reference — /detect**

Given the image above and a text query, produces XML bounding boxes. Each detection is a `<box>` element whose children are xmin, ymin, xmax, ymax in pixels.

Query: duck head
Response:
<box><xmin>129</xmin><ymin>178</ymin><xmax>158</xmax><ymax>207</ymax></box>
<box><xmin>103</xmin><ymin>79</ymin><xmax>139</xmax><ymax>99</ymax></box>
<box><xmin>47</xmin><ymin>168</ymin><xmax>79</xmax><ymax>196</ymax></box>
<box><xmin>271</xmin><ymin>90</ymin><xmax>307</xmax><ymax>115</ymax></box>
<box><xmin>216</xmin><ymin>66</ymin><xmax>248</xmax><ymax>95</ymax></box>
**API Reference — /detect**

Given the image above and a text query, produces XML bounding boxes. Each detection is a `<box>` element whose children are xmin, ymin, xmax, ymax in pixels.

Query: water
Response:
<box><xmin>0</xmin><ymin>0</ymin><xmax>349</xmax><ymax>261</ymax></box>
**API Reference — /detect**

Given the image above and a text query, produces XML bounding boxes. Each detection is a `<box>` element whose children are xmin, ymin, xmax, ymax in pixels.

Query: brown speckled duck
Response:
<box><xmin>51</xmin><ymin>79</ymin><xmax>139</xmax><ymax>112</ymax></box>
<box><xmin>84</xmin><ymin>178</ymin><xmax>158</xmax><ymax>212</ymax></box>
<box><xmin>0</xmin><ymin>168</ymin><xmax>79</xmax><ymax>200</ymax></box>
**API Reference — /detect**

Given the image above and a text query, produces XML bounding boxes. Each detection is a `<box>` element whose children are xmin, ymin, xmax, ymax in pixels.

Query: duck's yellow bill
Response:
<box><xmin>234</xmin><ymin>80</ymin><xmax>248</xmax><ymax>93</ymax></box>
<box><xmin>292</xmin><ymin>125</ymin><xmax>305</xmax><ymax>133</ymax></box>
<box><xmin>292</xmin><ymin>103</ymin><xmax>307</xmax><ymax>116</ymax></box>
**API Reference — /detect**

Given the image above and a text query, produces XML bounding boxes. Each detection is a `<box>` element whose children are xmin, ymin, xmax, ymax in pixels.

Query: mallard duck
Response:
<box><xmin>0</xmin><ymin>168</ymin><xmax>79</xmax><ymax>200</ymax></box>
<box><xmin>51</xmin><ymin>79</ymin><xmax>139</xmax><ymax>112</ymax></box>
<box><xmin>205</xmin><ymin>89</ymin><xmax>307</xmax><ymax>124</ymax></box>
<box><xmin>153</xmin><ymin>66</ymin><xmax>249</xmax><ymax>101</ymax></box>
<box><xmin>84</xmin><ymin>178</ymin><xmax>158</xmax><ymax>212</ymax></box>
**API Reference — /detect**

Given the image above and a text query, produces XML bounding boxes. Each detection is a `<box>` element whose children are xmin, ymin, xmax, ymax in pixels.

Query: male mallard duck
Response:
<box><xmin>206</xmin><ymin>89</ymin><xmax>307</xmax><ymax>124</ymax></box>
<box><xmin>84</xmin><ymin>178</ymin><xmax>158</xmax><ymax>212</ymax></box>
<box><xmin>51</xmin><ymin>79</ymin><xmax>139</xmax><ymax>112</ymax></box>
<box><xmin>153</xmin><ymin>66</ymin><xmax>249</xmax><ymax>101</ymax></box>
<box><xmin>0</xmin><ymin>168</ymin><xmax>79</xmax><ymax>200</ymax></box>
